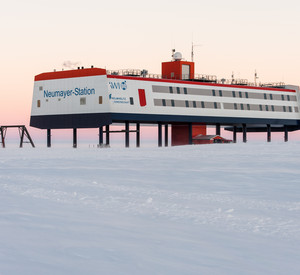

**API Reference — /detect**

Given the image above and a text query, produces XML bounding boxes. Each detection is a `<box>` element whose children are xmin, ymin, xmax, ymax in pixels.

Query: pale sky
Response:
<box><xmin>1</xmin><ymin>0</ymin><xmax>300</xmax><ymax>141</ymax></box>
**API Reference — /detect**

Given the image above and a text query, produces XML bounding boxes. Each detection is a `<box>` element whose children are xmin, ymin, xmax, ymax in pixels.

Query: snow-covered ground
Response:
<box><xmin>0</xmin><ymin>142</ymin><xmax>300</xmax><ymax>274</ymax></box>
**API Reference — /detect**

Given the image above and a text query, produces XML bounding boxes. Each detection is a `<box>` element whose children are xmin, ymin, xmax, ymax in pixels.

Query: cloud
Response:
<box><xmin>62</xmin><ymin>61</ymin><xmax>81</xmax><ymax>69</ymax></box>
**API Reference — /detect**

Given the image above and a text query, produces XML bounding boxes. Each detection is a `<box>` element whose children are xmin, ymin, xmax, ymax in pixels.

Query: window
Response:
<box><xmin>39</xmin><ymin>86</ymin><xmax>43</xmax><ymax>91</ymax></box>
<box><xmin>162</xmin><ymin>99</ymin><xmax>166</xmax><ymax>106</ymax></box>
<box><xmin>37</xmin><ymin>100</ymin><xmax>41</xmax><ymax>107</ymax></box>
<box><xmin>270</xmin><ymin>94</ymin><xmax>273</xmax><ymax>100</ymax></box>
<box><xmin>289</xmin><ymin>106</ymin><xmax>292</xmax><ymax>112</ymax></box>
<box><xmin>184</xmin><ymin>87</ymin><xmax>187</xmax><ymax>94</ymax></box>
<box><xmin>185</xmin><ymin>100</ymin><xmax>189</xmax><ymax>107</ymax></box>
<box><xmin>265</xmin><ymin>105</ymin><xmax>268</xmax><ymax>111</ymax></box>
<box><xmin>234</xmin><ymin>103</ymin><xmax>237</xmax><ymax>110</ymax></box>
<box><xmin>99</xmin><ymin>96</ymin><xmax>103</xmax><ymax>104</ymax></box>
<box><xmin>287</xmin><ymin>95</ymin><xmax>290</xmax><ymax>101</ymax></box>
<box><xmin>259</xmin><ymin>105</ymin><xmax>262</xmax><ymax>111</ymax></box>
<box><xmin>212</xmin><ymin>90</ymin><xmax>216</xmax><ymax>96</ymax></box>
<box><xmin>283</xmin><ymin>106</ymin><xmax>286</xmax><ymax>112</ymax></box>
<box><xmin>240</xmin><ymin>104</ymin><xmax>244</xmax><ymax>110</ymax></box>
<box><xmin>264</xmin><ymin>93</ymin><xmax>267</xmax><ymax>100</ymax></box>
<box><xmin>80</xmin><ymin>97</ymin><xmax>86</xmax><ymax>105</ymax></box>
<box><xmin>219</xmin><ymin>90</ymin><xmax>222</xmax><ymax>97</ymax></box>
<box><xmin>169</xmin><ymin>87</ymin><xmax>173</xmax><ymax>93</ymax></box>
<box><xmin>214</xmin><ymin>102</ymin><xmax>217</xmax><ymax>109</ymax></box>
<box><xmin>239</xmin><ymin>91</ymin><xmax>242</xmax><ymax>98</ymax></box>
<box><xmin>193</xmin><ymin>101</ymin><xmax>196</xmax><ymax>108</ymax></box>
<box><xmin>245</xmin><ymin>92</ymin><xmax>249</xmax><ymax>98</ymax></box>
<box><xmin>247</xmin><ymin>104</ymin><xmax>250</xmax><ymax>110</ymax></box>
<box><xmin>177</xmin><ymin>87</ymin><xmax>180</xmax><ymax>94</ymax></box>
<box><xmin>171</xmin><ymin>100</ymin><xmax>175</xmax><ymax>107</ymax></box>
<box><xmin>201</xmin><ymin>101</ymin><xmax>205</xmax><ymax>108</ymax></box>
<box><xmin>130</xmin><ymin>97</ymin><xmax>134</xmax><ymax>105</ymax></box>
<box><xmin>271</xmin><ymin>105</ymin><xmax>275</xmax><ymax>112</ymax></box>
<box><xmin>281</xmin><ymin>95</ymin><xmax>285</xmax><ymax>101</ymax></box>
<box><xmin>232</xmin><ymin>91</ymin><xmax>236</xmax><ymax>97</ymax></box>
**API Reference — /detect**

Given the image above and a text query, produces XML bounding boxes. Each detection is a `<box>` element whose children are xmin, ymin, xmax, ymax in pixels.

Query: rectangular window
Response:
<box><xmin>265</xmin><ymin>105</ymin><xmax>268</xmax><ymax>111</ymax></box>
<box><xmin>169</xmin><ymin>87</ymin><xmax>173</xmax><ymax>93</ymax></box>
<box><xmin>193</xmin><ymin>101</ymin><xmax>196</xmax><ymax>108</ymax></box>
<box><xmin>271</xmin><ymin>105</ymin><xmax>275</xmax><ymax>112</ymax></box>
<box><xmin>184</xmin><ymin>87</ymin><xmax>187</xmax><ymax>94</ymax></box>
<box><xmin>99</xmin><ymin>96</ymin><xmax>103</xmax><ymax>104</ymax></box>
<box><xmin>201</xmin><ymin>101</ymin><xmax>205</xmax><ymax>108</ymax></box>
<box><xmin>289</xmin><ymin>106</ymin><xmax>292</xmax><ymax>112</ymax></box>
<box><xmin>39</xmin><ymin>86</ymin><xmax>43</xmax><ymax>91</ymax></box>
<box><xmin>162</xmin><ymin>99</ymin><xmax>166</xmax><ymax>106</ymax></box>
<box><xmin>270</xmin><ymin>94</ymin><xmax>273</xmax><ymax>100</ymax></box>
<box><xmin>130</xmin><ymin>97</ymin><xmax>134</xmax><ymax>105</ymax></box>
<box><xmin>232</xmin><ymin>91</ymin><xmax>236</xmax><ymax>97</ymax></box>
<box><xmin>80</xmin><ymin>97</ymin><xmax>86</xmax><ymax>105</ymax></box>
<box><xmin>185</xmin><ymin>100</ymin><xmax>189</xmax><ymax>107</ymax></box>
<box><xmin>214</xmin><ymin>102</ymin><xmax>217</xmax><ymax>109</ymax></box>
<box><xmin>259</xmin><ymin>105</ymin><xmax>262</xmax><ymax>111</ymax></box>
<box><xmin>219</xmin><ymin>90</ymin><xmax>222</xmax><ymax>97</ymax></box>
<box><xmin>212</xmin><ymin>90</ymin><xmax>216</xmax><ymax>96</ymax></box>
<box><xmin>247</xmin><ymin>104</ymin><xmax>250</xmax><ymax>110</ymax></box>
<box><xmin>245</xmin><ymin>92</ymin><xmax>249</xmax><ymax>98</ymax></box>
<box><xmin>239</xmin><ymin>91</ymin><xmax>242</xmax><ymax>98</ymax></box>
<box><xmin>283</xmin><ymin>106</ymin><xmax>286</xmax><ymax>112</ymax></box>
<box><xmin>234</xmin><ymin>103</ymin><xmax>237</xmax><ymax>110</ymax></box>
<box><xmin>287</xmin><ymin>95</ymin><xmax>290</xmax><ymax>101</ymax></box>
<box><xmin>281</xmin><ymin>95</ymin><xmax>285</xmax><ymax>101</ymax></box>
<box><xmin>138</xmin><ymin>89</ymin><xmax>147</xmax><ymax>106</ymax></box>
<box><xmin>37</xmin><ymin>100</ymin><xmax>41</xmax><ymax>107</ymax></box>
<box><xmin>177</xmin><ymin>87</ymin><xmax>180</xmax><ymax>94</ymax></box>
<box><xmin>264</xmin><ymin>93</ymin><xmax>267</xmax><ymax>100</ymax></box>
<box><xmin>171</xmin><ymin>99</ymin><xmax>175</xmax><ymax>107</ymax></box>
<box><xmin>240</xmin><ymin>104</ymin><xmax>244</xmax><ymax>110</ymax></box>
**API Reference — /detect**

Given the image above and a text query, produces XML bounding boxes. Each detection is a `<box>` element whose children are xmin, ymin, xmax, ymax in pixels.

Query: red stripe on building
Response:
<box><xmin>107</xmin><ymin>75</ymin><xmax>296</xmax><ymax>93</ymax></box>
<box><xmin>35</xmin><ymin>68</ymin><xmax>107</xmax><ymax>81</ymax></box>
<box><xmin>138</xmin><ymin>89</ymin><xmax>147</xmax><ymax>107</ymax></box>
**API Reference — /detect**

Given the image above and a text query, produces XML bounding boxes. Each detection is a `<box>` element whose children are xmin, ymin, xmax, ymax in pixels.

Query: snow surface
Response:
<box><xmin>0</xmin><ymin>142</ymin><xmax>300</xmax><ymax>274</ymax></box>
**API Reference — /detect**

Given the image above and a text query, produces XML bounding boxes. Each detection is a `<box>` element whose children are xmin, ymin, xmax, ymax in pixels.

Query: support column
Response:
<box><xmin>47</xmin><ymin>129</ymin><xmax>51</xmax><ymax>148</ymax></box>
<box><xmin>284</xmin><ymin>125</ymin><xmax>288</xmax><ymax>142</ymax></box>
<box><xmin>105</xmin><ymin>125</ymin><xmax>110</xmax><ymax>146</ymax></box>
<box><xmin>0</xmin><ymin>127</ymin><xmax>5</xmax><ymax>148</ymax></box>
<box><xmin>158</xmin><ymin>123</ymin><xmax>162</xmax><ymax>147</ymax></box>
<box><xmin>242</xmin><ymin>124</ymin><xmax>247</xmax><ymax>143</ymax></box>
<box><xmin>233</xmin><ymin>126</ymin><xmax>237</xmax><ymax>143</ymax></box>
<box><xmin>19</xmin><ymin>127</ymin><xmax>25</xmax><ymax>148</ymax></box>
<box><xmin>73</xmin><ymin>128</ymin><xmax>77</xmax><ymax>148</ymax></box>
<box><xmin>188</xmin><ymin>123</ymin><xmax>193</xmax><ymax>145</ymax></box>
<box><xmin>99</xmin><ymin>127</ymin><xmax>103</xmax><ymax>146</ymax></box>
<box><xmin>164</xmin><ymin>124</ymin><xmax>168</xmax><ymax>147</ymax></box>
<box><xmin>216</xmin><ymin>123</ymin><xmax>221</xmax><ymax>136</ymax></box>
<box><xmin>125</xmin><ymin>121</ymin><xmax>130</xmax><ymax>148</ymax></box>
<box><xmin>267</xmin><ymin>124</ymin><xmax>271</xmax><ymax>142</ymax></box>
<box><xmin>136</xmin><ymin>123</ymin><xmax>140</xmax><ymax>148</ymax></box>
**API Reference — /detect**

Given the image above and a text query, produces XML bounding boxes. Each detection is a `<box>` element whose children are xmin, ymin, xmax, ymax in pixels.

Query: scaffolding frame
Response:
<box><xmin>0</xmin><ymin>125</ymin><xmax>35</xmax><ymax>148</ymax></box>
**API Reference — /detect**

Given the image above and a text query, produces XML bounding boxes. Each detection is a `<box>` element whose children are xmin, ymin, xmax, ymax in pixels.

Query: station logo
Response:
<box><xmin>109</xmin><ymin>81</ymin><xmax>127</xmax><ymax>90</ymax></box>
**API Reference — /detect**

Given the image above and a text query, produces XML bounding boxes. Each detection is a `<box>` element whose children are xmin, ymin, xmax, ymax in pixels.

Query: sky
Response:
<box><xmin>1</xmin><ymin>0</ymin><xmax>300</xmax><ymax>143</ymax></box>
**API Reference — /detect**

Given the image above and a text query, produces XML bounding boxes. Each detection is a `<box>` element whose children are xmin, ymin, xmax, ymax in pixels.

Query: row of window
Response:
<box><xmin>152</xmin><ymin>85</ymin><xmax>297</xmax><ymax>102</ymax></box>
<box><xmin>37</xmin><ymin>96</ymin><xmax>104</xmax><ymax>107</ymax></box>
<box><xmin>153</xmin><ymin>98</ymin><xmax>299</xmax><ymax>113</ymax></box>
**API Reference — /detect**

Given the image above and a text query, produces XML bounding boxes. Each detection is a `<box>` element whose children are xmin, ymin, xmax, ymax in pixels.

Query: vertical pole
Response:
<box><xmin>47</xmin><ymin>129</ymin><xmax>51</xmax><ymax>148</ymax></box>
<box><xmin>188</xmin><ymin>123</ymin><xmax>193</xmax><ymax>145</ymax></box>
<box><xmin>233</xmin><ymin>126</ymin><xmax>237</xmax><ymax>143</ymax></box>
<box><xmin>23</xmin><ymin>127</ymin><xmax>35</xmax><ymax>148</ymax></box>
<box><xmin>99</xmin><ymin>127</ymin><xmax>103</xmax><ymax>146</ymax></box>
<box><xmin>125</xmin><ymin>121</ymin><xmax>130</xmax><ymax>148</ymax></box>
<box><xmin>158</xmin><ymin>123</ymin><xmax>162</xmax><ymax>147</ymax></box>
<box><xmin>136</xmin><ymin>123</ymin><xmax>140</xmax><ymax>148</ymax></box>
<box><xmin>19</xmin><ymin>127</ymin><xmax>25</xmax><ymax>148</ymax></box>
<box><xmin>73</xmin><ymin>128</ymin><xmax>77</xmax><ymax>148</ymax></box>
<box><xmin>267</xmin><ymin>124</ymin><xmax>271</xmax><ymax>142</ymax></box>
<box><xmin>0</xmin><ymin>127</ymin><xmax>5</xmax><ymax>148</ymax></box>
<box><xmin>164</xmin><ymin>124</ymin><xmax>168</xmax><ymax>147</ymax></box>
<box><xmin>242</xmin><ymin>124</ymin><xmax>247</xmax><ymax>143</ymax></box>
<box><xmin>284</xmin><ymin>125</ymin><xmax>288</xmax><ymax>142</ymax></box>
<box><xmin>106</xmin><ymin>125</ymin><xmax>110</xmax><ymax>146</ymax></box>
<box><xmin>216</xmin><ymin>123</ymin><xmax>221</xmax><ymax>136</ymax></box>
